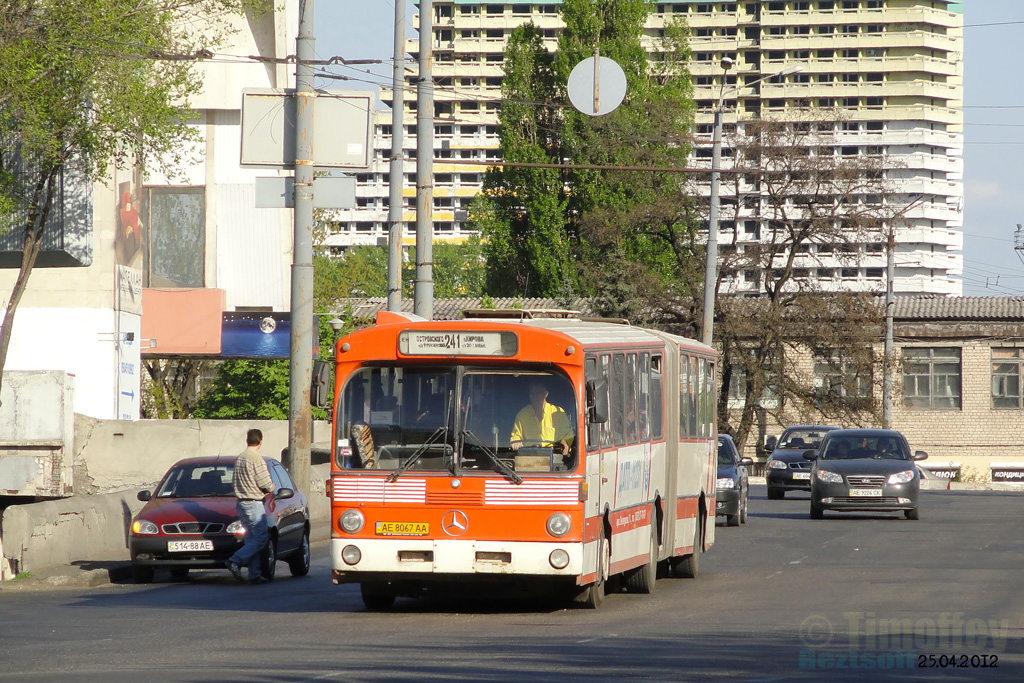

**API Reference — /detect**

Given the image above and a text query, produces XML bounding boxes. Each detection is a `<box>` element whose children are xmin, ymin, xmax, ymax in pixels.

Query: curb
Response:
<box><xmin>0</xmin><ymin>518</ymin><xmax>332</xmax><ymax>592</ymax></box>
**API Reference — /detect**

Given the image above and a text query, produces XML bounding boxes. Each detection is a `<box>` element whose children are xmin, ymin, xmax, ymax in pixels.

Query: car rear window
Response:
<box><xmin>779</xmin><ymin>430</ymin><xmax>830</xmax><ymax>450</ymax></box>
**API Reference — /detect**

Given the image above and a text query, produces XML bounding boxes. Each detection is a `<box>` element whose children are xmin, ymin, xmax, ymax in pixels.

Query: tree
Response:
<box><xmin>712</xmin><ymin>114</ymin><xmax>911</xmax><ymax>451</ymax></box>
<box><xmin>475</xmin><ymin>0</ymin><xmax>698</xmax><ymax>302</ymax></box>
<box><xmin>141</xmin><ymin>357</ymin><xmax>210</xmax><ymax>419</ymax></box>
<box><xmin>0</xmin><ymin>0</ymin><xmax>258</xmax><ymax>405</ymax></box>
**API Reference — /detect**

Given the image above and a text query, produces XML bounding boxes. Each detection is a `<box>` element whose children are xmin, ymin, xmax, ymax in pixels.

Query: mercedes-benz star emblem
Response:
<box><xmin>441</xmin><ymin>510</ymin><xmax>468</xmax><ymax>537</ymax></box>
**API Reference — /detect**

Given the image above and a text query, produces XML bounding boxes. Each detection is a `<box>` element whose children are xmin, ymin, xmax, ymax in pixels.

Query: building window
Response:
<box><xmin>814</xmin><ymin>357</ymin><xmax>872</xmax><ymax>402</ymax></box>
<box><xmin>992</xmin><ymin>348</ymin><xmax>1024</xmax><ymax>408</ymax></box>
<box><xmin>903</xmin><ymin>348</ymin><xmax>961</xmax><ymax>409</ymax></box>
<box><xmin>144</xmin><ymin>187</ymin><xmax>205</xmax><ymax>288</ymax></box>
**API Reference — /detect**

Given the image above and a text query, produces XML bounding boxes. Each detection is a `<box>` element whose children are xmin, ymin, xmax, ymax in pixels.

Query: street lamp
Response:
<box><xmin>328</xmin><ymin>317</ymin><xmax>344</xmax><ymax>358</ymax></box>
<box><xmin>701</xmin><ymin>60</ymin><xmax>804</xmax><ymax>347</ymax></box>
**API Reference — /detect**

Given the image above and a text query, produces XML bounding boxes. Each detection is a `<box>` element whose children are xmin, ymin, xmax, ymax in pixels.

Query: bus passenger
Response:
<box><xmin>510</xmin><ymin>381</ymin><xmax>573</xmax><ymax>454</ymax></box>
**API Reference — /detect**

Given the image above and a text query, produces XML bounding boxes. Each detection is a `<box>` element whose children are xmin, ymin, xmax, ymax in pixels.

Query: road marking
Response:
<box><xmin>789</xmin><ymin>555</ymin><xmax>808</xmax><ymax>565</ymax></box>
<box><xmin>764</xmin><ymin>570</ymin><xmax>783</xmax><ymax>579</ymax></box>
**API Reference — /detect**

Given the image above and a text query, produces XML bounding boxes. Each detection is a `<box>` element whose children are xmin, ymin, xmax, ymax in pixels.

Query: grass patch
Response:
<box><xmin>13</xmin><ymin>571</ymin><xmax>33</xmax><ymax>581</ymax></box>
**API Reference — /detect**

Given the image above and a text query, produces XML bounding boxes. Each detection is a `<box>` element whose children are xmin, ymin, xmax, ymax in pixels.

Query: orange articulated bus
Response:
<box><xmin>322</xmin><ymin>309</ymin><xmax>717</xmax><ymax>609</ymax></box>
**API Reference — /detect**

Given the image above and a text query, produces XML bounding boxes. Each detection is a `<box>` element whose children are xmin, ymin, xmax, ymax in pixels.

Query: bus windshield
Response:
<box><xmin>336</xmin><ymin>366</ymin><xmax>578</xmax><ymax>475</ymax></box>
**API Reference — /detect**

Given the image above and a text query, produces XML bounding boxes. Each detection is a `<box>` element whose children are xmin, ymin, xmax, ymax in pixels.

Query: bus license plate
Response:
<box><xmin>168</xmin><ymin>540</ymin><xmax>213</xmax><ymax>552</ymax></box>
<box><xmin>375</xmin><ymin>522</ymin><xmax>429</xmax><ymax>536</ymax></box>
<box><xmin>850</xmin><ymin>488</ymin><xmax>882</xmax><ymax>497</ymax></box>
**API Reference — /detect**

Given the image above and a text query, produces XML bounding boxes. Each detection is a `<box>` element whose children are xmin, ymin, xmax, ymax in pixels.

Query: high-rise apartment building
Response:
<box><xmin>324</xmin><ymin>0</ymin><xmax>963</xmax><ymax>296</ymax></box>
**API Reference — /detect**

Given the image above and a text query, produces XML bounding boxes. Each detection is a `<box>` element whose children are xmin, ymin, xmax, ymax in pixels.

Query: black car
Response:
<box><xmin>716</xmin><ymin>434</ymin><xmax>752</xmax><ymax>527</ymax></box>
<box><xmin>129</xmin><ymin>456</ymin><xmax>311</xmax><ymax>583</ymax></box>
<box><xmin>765</xmin><ymin>425</ymin><xmax>839</xmax><ymax>499</ymax></box>
<box><xmin>807</xmin><ymin>429</ymin><xmax>928</xmax><ymax>520</ymax></box>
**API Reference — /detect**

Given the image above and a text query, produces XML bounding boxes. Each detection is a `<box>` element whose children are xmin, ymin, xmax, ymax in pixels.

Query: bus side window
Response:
<box><xmin>600</xmin><ymin>354</ymin><xmax>614</xmax><ymax>449</ymax></box>
<box><xmin>638</xmin><ymin>352</ymin><xmax>650</xmax><ymax>442</ymax></box>
<box><xmin>679</xmin><ymin>353</ymin><xmax>690</xmax><ymax>440</ymax></box>
<box><xmin>612</xmin><ymin>353</ymin><xmax>626</xmax><ymax>447</ymax></box>
<box><xmin>585</xmin><ymin>355</ymin><xmax>600</xmax><ymax>451</ymax></box>
<box><xmin>626</xmin><ymin>353</ymin><xmax>639</xmax><ymax>444</ymax></box>
<box><xmin>650</xmin><ymin>353</ymin><xmax>663</xmax><ymax>440</ymax></box>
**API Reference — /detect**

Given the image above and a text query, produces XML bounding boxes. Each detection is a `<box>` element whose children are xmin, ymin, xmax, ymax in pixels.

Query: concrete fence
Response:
<box><xmin>0</xmin><ymin>463</ymin><xmax>332</xmax><ymax>581</ymax></box>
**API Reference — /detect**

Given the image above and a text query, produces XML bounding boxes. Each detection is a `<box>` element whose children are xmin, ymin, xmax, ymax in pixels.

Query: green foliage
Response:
<box><xmin>474</xmin><ymin>0</ymin><xmax>699</xmax><ymax>303</ymax></box>
<box><xmin>192</xmin><ymin>359</ymin><xmax>291</xmax><ymax>420</ymax></box>
<box><xmin>432</xmin><ymin>237</ymin><xmax>486</xmax><ymax>298</ymax></box>
<box><xmin>313</xmin><ymin>241</ymin><xmax>486</xmax><ymax>306</ymax></box>
<box><xmin>314</xmin><ymin>247</ymin><xmax>390</xmax><ymax>303</ymax></box>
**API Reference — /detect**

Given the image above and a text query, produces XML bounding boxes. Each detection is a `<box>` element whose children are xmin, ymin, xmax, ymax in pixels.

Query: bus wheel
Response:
<box><xmin>625</xmin><ymin>524</ymin><xmax>658</xmax><ymax>594</ymax></box>
<box><xmin>577</xmin><ymin>536</ymin><xmax>609</xmax><ymax>609</ymax></box>
<box><xmin>361</xmin><ymin>582</ymin><xmax>396</xmax><ymax>610</ymax></box>
<box><xmin>671</xmin><ymin>517</ymin><xmax>701</xmax><ymax>579</ymax></box>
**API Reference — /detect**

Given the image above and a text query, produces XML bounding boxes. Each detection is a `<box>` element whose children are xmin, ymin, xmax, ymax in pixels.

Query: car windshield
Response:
<box><xmin>778</xmin><ymin>429</ymin><xmax>830</xmax><ymax>450</ymax></box>
<box><xmin>717</xmin><ymin>439</ymin><xmax>736</xmax><ymax>466</ymax></box>
<box><xmin>820</xmin><ymin>435</ymin><xmax>910</xmax><ymax>460</ymax></box>
<box><xmin>156</xmin><ymin>464</ymin><xmax>234</xmax><ymax>498</ymax></box>
<box><xmin>336</xmin><ymin>366</ymin><xmax>578</xmax><ymax>476</ymax></box>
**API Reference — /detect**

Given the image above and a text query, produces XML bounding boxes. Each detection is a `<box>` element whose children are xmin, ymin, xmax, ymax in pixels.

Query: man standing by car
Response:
<box><xmin>226</xmin><ymin>429</ymin><xmax>275</xmax><ymax>584</ymax></box>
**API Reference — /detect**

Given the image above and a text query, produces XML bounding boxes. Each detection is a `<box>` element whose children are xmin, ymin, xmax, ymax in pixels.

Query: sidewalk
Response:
<box><xmin>0</xmin><ymin>525</ymin><xmax>332</xmax><ymax>593</ymax></box>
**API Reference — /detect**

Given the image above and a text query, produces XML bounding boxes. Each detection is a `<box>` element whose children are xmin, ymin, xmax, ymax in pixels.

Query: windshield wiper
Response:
<box><xmin>386</xmin><ymin>427</ymin><xmax>448</xmax><ymax>482</ymax></box>
<box><xmin>461</xmin><ymin>429</ymin><xmax>523</xmax><ymax>485</ymax></box>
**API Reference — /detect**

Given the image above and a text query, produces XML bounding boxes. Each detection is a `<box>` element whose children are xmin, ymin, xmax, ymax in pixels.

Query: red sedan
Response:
<box><xmin>129</xmin><ymin>456</ymin><xmax>310</xmax><ymax>583</ymax></box>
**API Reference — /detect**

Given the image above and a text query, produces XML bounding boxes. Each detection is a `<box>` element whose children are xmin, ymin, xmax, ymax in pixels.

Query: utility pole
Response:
<box><xmin>387</xmin><ymin>0</ymin><xmax>406</xmax><ymax>312</ymax></box>
<box><xmin>413</xmin><ymin>0</ymin><xmax>434</xmax><ymax>320</ymax></box>
<box><xmin>701</xmin><ymin>59</ymin><xmax>729</xmax><ymax>348</ymax></box>
<box><xmin>883</xmin><ymin>226</ymin><xmax>895</xmax><ymax>428</ymax></box>
<box><xmin>286</xmin><ymin>0</ymin><xmax>315</xmax><ymax>492</ymax></box>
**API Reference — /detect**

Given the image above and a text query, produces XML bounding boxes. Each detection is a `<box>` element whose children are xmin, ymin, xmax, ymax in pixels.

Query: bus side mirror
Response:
<box><xmin>587</xmin><ymin>378</ymin><xmax>609</xmax><ymax>424</ymax></box>
<box><xmin>311</xmin><ymin>360</ymin><xmax>331</xmax><ymax>408</ymax></box>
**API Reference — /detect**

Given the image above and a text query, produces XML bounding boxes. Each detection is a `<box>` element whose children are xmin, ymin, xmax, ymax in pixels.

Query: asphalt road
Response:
<box><xmin>1</xmin><ymin>488</ymin><xmax>1022</xmax><ymax>682</ymax></box>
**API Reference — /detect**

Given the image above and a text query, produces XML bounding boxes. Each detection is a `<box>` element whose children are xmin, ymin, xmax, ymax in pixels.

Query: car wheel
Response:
<box><xmin>767</xmin><ymin>487</ymin><xmax>784</xmax><ymax>500</ymax></box>
<box><xmin>624</xmin><ymin>524</ymin><xmax>658</xmax><ymax>594</ymax></box>
<box><xmin>810</xmin><ymin>499</ymin><xmax>824</xmax><ymax>520</ymax></box>
<box><xmin>905</xmin><ymin>507</ymin><xmax>919</xmax><ymax>520</ymax></box>
<box><xmin>287</xmin><ymin>529</ymin><xmax>311</xmax><ymax>577</ymax></box>
<box><xmin>361</xmin><ymin>582</ymin><xmax>396</xmax><ymax>610</ymax></box>
<box><xmin>169</xmin><ymin>568</ymin><xmax>190</xmax><ymax>580</ymax></box>
<box><xmin>260</xmin><ymin>536</ymin><xmax>278</xmax><ymax>581</ymax></box>
<box><xmin>131</xmin><ymin>564</ymin><xmax>154</xmax><ymax>584</ymax></box>
<box><xmin>740</xmin><ymin>490</ymin><xmax>748</xmax><ymax>524</ymax></box>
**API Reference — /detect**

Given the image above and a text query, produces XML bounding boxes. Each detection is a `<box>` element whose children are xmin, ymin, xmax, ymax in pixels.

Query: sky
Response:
<box><xmin>313</xmin><ymin>1</ymin><xmax>1024</xmax><ymax>297</ymax></box>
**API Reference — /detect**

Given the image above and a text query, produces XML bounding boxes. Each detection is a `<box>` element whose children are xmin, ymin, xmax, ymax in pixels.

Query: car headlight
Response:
<box><xmin>339</xmin><ymin>509</ymin><xmax>365</xmax><ymax>534</ymax></box>
<box><xmin>888</xmin><ymin>470</ymin><xmax>915</xmax><ymax>485</ymax></box>
<box><xmin>132</xmin><ymin>520</ymin><xmax>158</xmax><ymax>535</ymax></box>
<box><xmin>768</xmin><ymin>460</ymin><xmax>788</xmax><ymax>470</ymax></box>
<box><xmin>816</xmin><ymin>469</ymin><xmax>843</xmax><ymax>484</ymax></box>
<box><xmin>227</xmin><ymin>520</ymin><xmax>244</xmax><ymax>535</ymax></box>
<box><xmin>546</xmin><ymin>512</ymin><xmax>571</xmax><ymax>538</ymax></box>
<box><xmin>716</xmin><ymin>477</ymin><xmax>737</xmax><ymax>490</ymax></box>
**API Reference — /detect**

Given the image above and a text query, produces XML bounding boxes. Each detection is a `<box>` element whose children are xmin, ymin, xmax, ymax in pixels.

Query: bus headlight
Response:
<box><xmin>546</xmin><ymin>512</ymin><xmax>571</xmax><ymax>538</ymax></box>
<box><xmin>340</xmin><ymin>509</ymin><xmax>365</xmax><ymax>534</ymax></box>
<box><xmin>549</xmin><ymin>549</ymin><xmax>570</xmax><ymax>569</ymax></box>
<box><xmin>341</xmin><ymin>545</ymin><xmax>361</xmax><ymax>565</ymax></box>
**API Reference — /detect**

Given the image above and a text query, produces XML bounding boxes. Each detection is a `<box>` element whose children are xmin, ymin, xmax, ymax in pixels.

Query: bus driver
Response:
<box><xmin>510</xmin><ymin>380</ymin><xmax>574</xmax><ymax>455</ymax></box>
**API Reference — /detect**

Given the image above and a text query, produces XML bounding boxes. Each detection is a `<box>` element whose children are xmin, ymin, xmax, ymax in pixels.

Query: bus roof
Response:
<box><xmin>370</xmin><ymin>310</ymin><xmax>714</xmax><ymax>355</ymax></box>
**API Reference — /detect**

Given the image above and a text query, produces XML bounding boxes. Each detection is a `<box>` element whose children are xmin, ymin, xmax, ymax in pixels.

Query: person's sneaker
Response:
<box><xmin>226</xmin><ymin>560</ymin><xmax>243</xmax><ymax>582</ymax></box>
<box><xmin>248</xmin><ymin>575</ymin><xmax>270</xmax><ymax>585</ymax></box>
